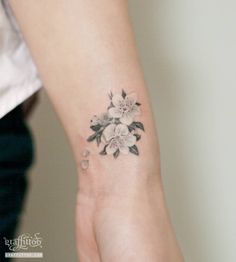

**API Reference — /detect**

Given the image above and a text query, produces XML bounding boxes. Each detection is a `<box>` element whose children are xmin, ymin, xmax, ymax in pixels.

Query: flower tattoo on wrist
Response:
<box><xmin>87</xmin><ymin>90</ymin><xmax>145</xmax><ymax>158</ymax></box>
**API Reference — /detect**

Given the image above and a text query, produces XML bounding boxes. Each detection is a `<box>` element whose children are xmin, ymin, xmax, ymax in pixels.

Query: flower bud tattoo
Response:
<box><xmin>87</xmin><ymin>90</ymin><xmax>145</xmax><ymax>158</ymax></box>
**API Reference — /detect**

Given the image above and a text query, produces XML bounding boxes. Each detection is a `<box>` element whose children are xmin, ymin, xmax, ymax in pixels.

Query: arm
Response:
<box><xmin>9</xmin><ymin>0</ymin><xmax>184</xmax><ymax>261</ymax></box>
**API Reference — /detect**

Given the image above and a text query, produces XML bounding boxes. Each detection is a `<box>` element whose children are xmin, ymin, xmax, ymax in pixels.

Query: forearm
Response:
<box><xmin>10</xmin><ymin>0</ymin><xmax>160</xmax><ymax>193</ymax></box>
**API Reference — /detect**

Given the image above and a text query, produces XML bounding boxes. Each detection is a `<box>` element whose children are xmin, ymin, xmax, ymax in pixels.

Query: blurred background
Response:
<box><xmin>17</xmin><ymin>0</ymin><xmax>236</xmax><ymax>261</ymax></box>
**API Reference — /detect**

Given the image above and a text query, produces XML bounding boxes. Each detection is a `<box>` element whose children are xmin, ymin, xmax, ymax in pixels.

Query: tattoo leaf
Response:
<box><xmin>128</xmin><ymin>122</ymin><xmax>137</xmax><ymax>132</ymax></box>
<box><xmin>129</xmin><ymin>145</ymin><xmax>139</xmax><ymax>156</ymax></box>
<box><xmin>100</xmin><ymin>145</ymin><xmax>108</xmax><ymax>155</ymax></box>
<box><xmin>91</xmin><ymin>124</ymin><xmax>102</xmax><ymax>132</ymax></box>
<box><xmin>128</xmin><ymin>122</ymin><xmax>145</xmax><ymax>132</ymax></box>
<box><xmin>108</xmin><ymin>91</ymin><xmax>113</xmax><ymax>100</ymax></box>
<box><xmin>122</xmin><ymin>89</ymin><xmax>127</xmax><ymax>99</ymax></box>
<box><xmin>113</xmin><ymin>149</ymin><xmax>120</xmax><ymax>159</ymax></box>
<box><xmin>96</xmin><ymin>134</ymin><xmax>102</xmax><ymax>146</ymax></box>
<box><xmin>87</xmin><ymin>133</ymin><xmax>97</xmax><ymax>142</ymax></box>
<box><xmin>134</xmin><ymin>121</ymin><xmax>145</xmax><ymax>131</ymax></box>
<box><xmin>134</xmin><ymin>134</ymin><xmax>141</xmax><ymax>141</ymax></box>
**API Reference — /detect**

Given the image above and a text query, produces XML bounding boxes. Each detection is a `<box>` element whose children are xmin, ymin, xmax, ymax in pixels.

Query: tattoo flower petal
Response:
<box><xmin>108</xmin><ymin>107</ymin><xmax>123</xmax><ymax>119</ymax></box>
<box><xmin>103</xmin><ymin>124</ymin><xmax>116</xmax><ymax>142</ymax></box>
<box><xmin>108</xmin><ymin>93</ymin><xmax>140</xmax><ymax>125</ymax></box>
<box><xmin>105</xmin><ymin>124</ymin><xmax>136</xmax><ymax>155</ymax></box>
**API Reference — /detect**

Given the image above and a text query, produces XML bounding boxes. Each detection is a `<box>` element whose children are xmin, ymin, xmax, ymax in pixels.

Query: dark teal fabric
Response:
<box><xmin>0</xmin><ymin>106</ymin><xmax>33</xmax><ymax>261</ymax></box>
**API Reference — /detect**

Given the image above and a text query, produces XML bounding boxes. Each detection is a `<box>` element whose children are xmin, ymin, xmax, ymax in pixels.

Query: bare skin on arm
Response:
<box><xmin>9</xmin><ymin>0</ymin><xmax>184</xmax><ymax>261</ymax></box>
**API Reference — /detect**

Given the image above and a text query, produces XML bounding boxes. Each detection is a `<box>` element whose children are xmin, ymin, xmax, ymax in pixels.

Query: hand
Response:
<box><xmin>75</xmin><ymin>169</ymin><xmax>184</xmax><ymax>262</ymax></box>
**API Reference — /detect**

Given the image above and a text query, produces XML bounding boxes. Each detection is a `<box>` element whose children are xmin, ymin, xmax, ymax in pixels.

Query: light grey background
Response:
<box><xmin>18</xmin><ymin>0</ymin><xmax>236</xmax><ymax>261</ymax></box>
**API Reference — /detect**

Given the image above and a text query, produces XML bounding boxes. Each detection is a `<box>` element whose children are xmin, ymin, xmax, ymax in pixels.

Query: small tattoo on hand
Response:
<box><xmin>87</xmin><ymin>89</ymin><xmax>145</xmax><ymax>159</ymax></box>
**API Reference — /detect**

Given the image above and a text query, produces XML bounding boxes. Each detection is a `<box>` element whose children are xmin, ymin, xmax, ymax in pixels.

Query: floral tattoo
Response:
<box><xmin>87</xmin><ymin>90</ymin><xmax>145</xmax><ymax>158</ymax></box>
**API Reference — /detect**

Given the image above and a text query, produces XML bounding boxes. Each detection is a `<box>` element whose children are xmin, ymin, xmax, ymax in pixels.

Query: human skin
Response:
<box><xmin>10</xmin><ymin>0</ymin><xmax>184</xmax><ymax>261</ymax></box>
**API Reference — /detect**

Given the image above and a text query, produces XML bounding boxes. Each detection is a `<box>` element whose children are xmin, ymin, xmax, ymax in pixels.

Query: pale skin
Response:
<box><xmin>9</xmin><ymin>0</ymin><xmax>184</xmax><ymax>261</ymax></box>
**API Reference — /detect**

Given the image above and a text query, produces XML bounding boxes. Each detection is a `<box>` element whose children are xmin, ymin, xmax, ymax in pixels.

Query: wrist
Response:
<box><xmin>76</xmin><ymin>145</ymin><xmax>162</xmax><ymax>199</ymax></box>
